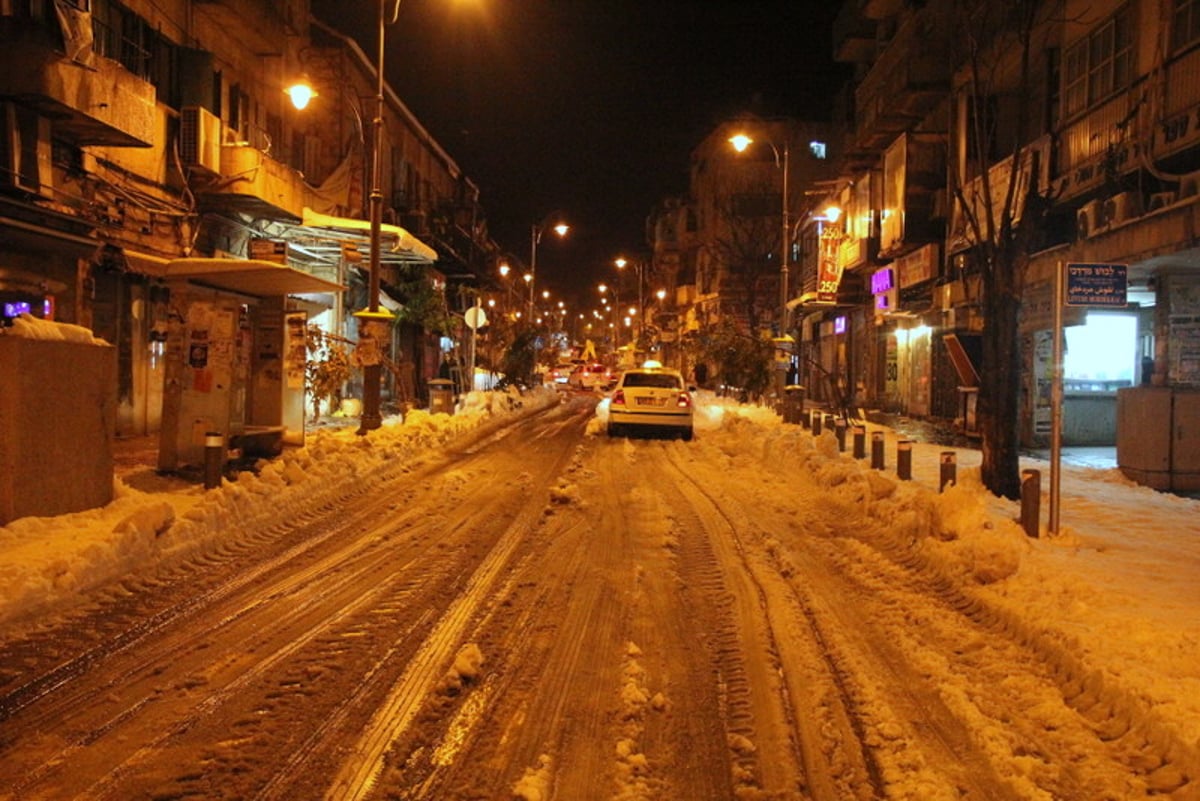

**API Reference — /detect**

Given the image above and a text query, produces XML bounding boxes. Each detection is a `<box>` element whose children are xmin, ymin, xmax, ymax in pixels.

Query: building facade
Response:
<box><xmin>0</xmin><ymin>0</ymin><xmax>499</xmax><ymax>471</ymax></box>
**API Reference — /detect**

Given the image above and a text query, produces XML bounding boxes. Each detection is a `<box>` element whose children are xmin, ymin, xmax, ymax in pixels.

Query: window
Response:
<box><xmin>1173</xmin><ymin>0</ymin><xmax>1200</xmax><ymax>51</ymax></box>
<box><xmin>809</xmin><ymin>141</ymin><xmax>827</xmax><ymax>159</ymax></box>
<box><xmin>1062</xmin><ymin>5</ymin><xmax>1133</xmax><ymax>118</ymax></box>
<box><xmin>1064</xmin><ymin>313</ymin><xmax>1136</xmax><ymax>391</ymax></box>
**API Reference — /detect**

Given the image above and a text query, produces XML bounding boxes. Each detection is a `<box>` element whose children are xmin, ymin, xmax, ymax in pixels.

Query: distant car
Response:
<box><xmin>568</xmin><ymin>362</ymin><xmax>614</xmax><ymax>390</ymax></box>
<box><xmin>607</xmin><ymin>363</ymin><xmax>694</xmax><ymax>440</ymax></box>
<box><xmin>545</xmin><ymin>363</ymin><xmax>576</xmax><ymax>386</ymax></box>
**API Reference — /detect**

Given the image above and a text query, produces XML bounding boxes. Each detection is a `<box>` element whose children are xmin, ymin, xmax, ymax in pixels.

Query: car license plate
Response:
<box><xmin>635</xmin><ymin>396</ymin><xmax>665</xmax><ymax>406</ymax></box>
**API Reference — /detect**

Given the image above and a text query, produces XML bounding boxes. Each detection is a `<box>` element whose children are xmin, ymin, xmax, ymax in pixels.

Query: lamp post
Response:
<box><xmin>349</xmin><ymin>0</ymin><xmax>406</xmax><ymax>433</ymax></box>
<box><xmin>614</xmin><ymin>256</ymin><xmax>645</xmax><ymax>347</ymax></box>
<box><xmin>529</xmin><ymin>216</ymin><xmax>569</xmax><ymax>319</ymax></box>
<box><xmin>729</xmin><ymin>130</ymin><xmax>791</xmax><ymax>335</ymax></box>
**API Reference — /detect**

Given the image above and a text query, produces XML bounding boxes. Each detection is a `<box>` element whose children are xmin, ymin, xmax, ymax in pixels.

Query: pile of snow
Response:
<box><xmin>1</xmin><ymin>313</ymin><xmax>110</xmax><ymax>345</ymax></box>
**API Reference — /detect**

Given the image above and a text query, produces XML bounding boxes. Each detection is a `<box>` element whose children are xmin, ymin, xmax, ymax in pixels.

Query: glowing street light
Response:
<box><xmin>529</xmin><ymin>216</ymin><xmax>569</xmax><ymax>318</ymax></box>
<box><xmin>729</xmin><ymin>126</ymin><xmax>792</xmax><ymax>335</ymax></box>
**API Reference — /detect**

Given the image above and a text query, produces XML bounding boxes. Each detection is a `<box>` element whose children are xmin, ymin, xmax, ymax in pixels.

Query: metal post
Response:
<box><xmin>812</xmin><ymin>410</ymin><xmax>823</xmax><ymax>436</ymax></box>
<box><xmin>897</xmin><ymin>440</ymin><xmax>912</xmax><ymax>480</ymax></box>
<box><xmin>835</xmin><ymin>418</ymin><xmax>847</xmax><ymax>452</ymax></box>
<box><xmin>1021</xmin><ymin>469</ymin><xmax>1041</xmax><ymax>538</ymax></box>
<box><xmin>852</xmin><ymin>425</ymin><xmax>866</xmax><ymax>459</ymax></box>
<box><xmin>939</xmin><ymin>451</ymin><xmax>957</xmax><ymax>492</ymax></box>
<box><xmin>870</xmin><ymin>431</ymin><xmax>884</xmax><ymax>470</ymax></box>
<box><xmin>204</xmin><ymin>431</ymin><xmax>224</xmax><ymax>489</ymax></box>
<box><xmin>357</xmin><ymin>0</ymin><xmax>388</xmax><ymax>434</ymax></box>
<box><xmin>780</xmin><ymin>143</ymin><xmax>790</xmax><ymax>334</ymax></box>
<box><xmin>1050</xmin><ymin>260</ymin><xmax>1064</xmax><ymax>533</ymax></box>
<box><xmin>529</xmin><ymin>224</ymin><xmax>539</xmax><ymax>319</ymax></box>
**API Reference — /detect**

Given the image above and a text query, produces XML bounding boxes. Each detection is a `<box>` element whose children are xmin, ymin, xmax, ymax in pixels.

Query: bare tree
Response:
<box><xmin>708</xmin><ymin>181</ymin><xmax>781</xmax><ymax>336</ymax></box>
<box><xmin>948</xmin><ymin>0</ymin><xmax>1050</xmax><ymax>500</ymax></box>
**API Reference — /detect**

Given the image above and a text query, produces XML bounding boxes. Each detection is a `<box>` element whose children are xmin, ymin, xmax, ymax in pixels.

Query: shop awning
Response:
<box><xmin>298</xmin><ymin>207</ymin><xmax>438</xmax><ymax>263</ymax></box>
<box><xmin>164</xmin><ymin>258</ymin><xmax>345</xmax><ymax>298</ymax></box>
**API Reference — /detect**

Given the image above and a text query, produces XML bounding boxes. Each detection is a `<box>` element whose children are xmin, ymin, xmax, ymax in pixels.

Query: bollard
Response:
<box><xmin>1020</xmin><ymin>469</ymin><xmax>1041</xmax><ymax>538</ymax></box>
<box><xmin>897</xmin><ymin>440</ymin><xmax>912</xmax><ymax>480</ymax></box>
<box><xmin>835</xmin><ymin>418</ymin><xmax>847</xmax><ymax>452</ymax></box>
<box><xmin>870</xmin><ymin>431</ymin><xmax>885</xmax><ymax>470</ymax></box>
<box><xmin>812</xmin><ymin>411</ymin><xmax>823</xmax><ymax>436</ymax></box>
<box><xmin>852</xmin><ymin>425</ymin><xmax>866</xmax><ymax>459</ymax></box>
<box><xmin>800</xmin><ymin>405</ymin><xmax>810</xmax><ymax>429</ymax></box>
<box><xmin>204</xmin><ymin>431</ymin><xmax>224</xmax><ymax>490</ymax></box>
<box><xmin>939</xmin><ymin>451</ymin><xmax>957</xmax><ymax>492</ymax></box>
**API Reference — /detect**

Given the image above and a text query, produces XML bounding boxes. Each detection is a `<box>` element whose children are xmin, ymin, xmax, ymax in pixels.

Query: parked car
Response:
<box><xmin>568</xmin><ymin>362</ymin><xmax>615</xmax><ymax>390</ymax></box>
<box><xmin>545</xmin><ymin>362</ymin><xmax>576</xmax><ymax>387</ymax></box>
<box><xmin>607</xmin><ymin>363</ymin><xmax>694</xmax><ymax>440</ymax></box>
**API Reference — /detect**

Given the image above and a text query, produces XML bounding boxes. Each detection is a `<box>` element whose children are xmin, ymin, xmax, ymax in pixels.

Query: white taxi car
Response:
<box><xmin>607</xmin><ymin>362</ymin><xmax>694</xmax><ymax>440</ymax></box>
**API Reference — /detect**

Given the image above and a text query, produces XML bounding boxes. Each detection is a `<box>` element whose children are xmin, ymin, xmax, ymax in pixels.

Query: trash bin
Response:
<box><xmin>783</xmin><ymin>384</ymin><xmax>805</xmax><ymax>424</ymax></box>
<box><xmin>428</xmin><ymin>378</ymin><xmax>455</xmax><ymax>415</ymax></box>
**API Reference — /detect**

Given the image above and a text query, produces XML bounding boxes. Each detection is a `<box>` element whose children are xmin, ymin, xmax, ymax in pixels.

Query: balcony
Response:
<box><xmin>853</xmin><ymin>10</ymin><xmax>950</xmax><ymax>152</ymax></box>
<box><xmin>832</xmin><ymin>1</ymin><xmax>877</xmax><ymax>64</ymax></box>
<box><xmin>191</xmin><ymin>143</ymin><xmax>309</xmax><ymax>222</ymax></box>
<box><xmin>193</xmin><ymin>0</ymin><xmax>294</xmax><ymax>54</ymax></box>
<box><xmin>879</xmin><ymin>132</ymin><xmax>946</xmax><ymax>258</ymax></box>
<box><xmin>860</xmin><ymin>0</ymin><xmax>906</xmax><ymax>21</ymax></box>
<box><xmin>0</xmin><ymin>38</ymin><xmax>155</xmax><ymax>148</ymax></box>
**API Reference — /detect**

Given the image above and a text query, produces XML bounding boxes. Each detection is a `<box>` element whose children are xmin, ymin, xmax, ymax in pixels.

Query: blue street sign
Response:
<box><xmin>1065</xmin><ymin>263</ymin><xmax>1128</xmax><ymax>307</ymax></box>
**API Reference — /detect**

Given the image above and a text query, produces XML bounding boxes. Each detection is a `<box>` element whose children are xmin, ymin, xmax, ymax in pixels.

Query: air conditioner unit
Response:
<box><xmin>180</xmin><ymin>106</ymin><xmax>223</xmax><ymax>174</ymax></box>
<box><xmin>1102</xmin><ymin>191</ymin><xmax>1142</xmax><ymax>227</ymax></box>
<box><xmin>1076</xmin><ymin>200</ymin><xmax>1102</xmax><ymax>240</ymax></box>
<box><xmin>1179</xmin><ymin>169</ymin><xmax>1200</xmax><ymax>199</ymax></box>
<box><xmin>1148</xmin><ymin>191</ymin><xmax>1176</xmax><ymax>212</ymax></box>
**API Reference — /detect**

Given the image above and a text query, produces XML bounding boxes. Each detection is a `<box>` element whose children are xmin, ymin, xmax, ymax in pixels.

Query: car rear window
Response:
<box><xmin>588</xmin><ymin>365</ymin><xmax>605</xmax><ymax>373</ymax></box>
<box><xmin>623</xmin><ymin>372</ymin><xmax>682</xmax><ymax>389</ymax></box>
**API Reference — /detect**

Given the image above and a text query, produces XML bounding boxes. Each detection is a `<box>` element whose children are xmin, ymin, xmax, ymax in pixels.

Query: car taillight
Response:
<box><xmin>677</xmin><ymin>392</ymin><xmax>692</xmax><ymax>408</ymax></box>
<box><xmin>612</xmin><ymin>389</ymin><xmax>626</xmax><ymax>406</ymax></box>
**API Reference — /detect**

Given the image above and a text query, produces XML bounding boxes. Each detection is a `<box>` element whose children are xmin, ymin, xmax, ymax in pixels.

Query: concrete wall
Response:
<box><xmin>0</xmin><ymin>339</ymin><xmax>117</xmax><ymax>524</ymax></box>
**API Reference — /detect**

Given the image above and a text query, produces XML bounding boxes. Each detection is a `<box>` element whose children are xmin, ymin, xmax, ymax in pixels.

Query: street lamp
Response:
<box><xmin>729</xmin><ymin>129</ymin><xmax>791</xmax><ymax>335</ymax></box>
<box><xmin>352</xmin><ymin>0</ymin><xmax>410</xmax><ymax>433</ymax></box>
<box><xmin>530</xmin><ymin>216</ymin><xmax>569</xmax><ymax>318</ymax></box>
<box><xmin>614</xmin><ymin>256</ymin><xmax>646</xmax><ymax>347</ymax></box>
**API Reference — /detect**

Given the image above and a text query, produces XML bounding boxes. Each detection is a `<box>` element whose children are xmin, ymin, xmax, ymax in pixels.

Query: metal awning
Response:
<box><xmin>165</xmin><ymin>258</ymin><xmax>345</xmax><ymax>298</ymax></box>
<box><xmin>297</xmin><ymin>207</ymin><xmax>438</xmax><ymax>263</ymax></box>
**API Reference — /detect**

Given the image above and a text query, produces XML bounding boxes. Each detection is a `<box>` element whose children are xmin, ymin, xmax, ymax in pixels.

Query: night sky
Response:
<box><xmin>308</xmin><ymin>0</ymin><xmax>851</xmax><ymax>306</ymax></box>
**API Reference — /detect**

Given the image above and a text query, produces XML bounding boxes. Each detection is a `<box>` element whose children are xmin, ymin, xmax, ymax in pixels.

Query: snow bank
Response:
<box><xmin>0</xmin><ymin>386</ymin><xmax>558</xmax><ymax>628</ymax></box>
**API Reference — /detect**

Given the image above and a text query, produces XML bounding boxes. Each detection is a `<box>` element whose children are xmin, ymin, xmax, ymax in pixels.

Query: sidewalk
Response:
<box><xmin>864</xmin><ymin>410</ymin><xmax>1119</xmax><ymax>471</ymax></box>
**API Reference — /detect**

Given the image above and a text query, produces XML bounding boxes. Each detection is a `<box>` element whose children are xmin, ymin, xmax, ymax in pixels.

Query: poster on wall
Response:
<box><xmin>1170</xmin><ymin>319</ymin><xmax>1200</xmax><ymax>385</ymax></box>
<box><xmin>1032</xmin><ymin>329</ymin><xmax>1053</xmax><ymax>435</ymax></box>
<box><xmin>209</xmin><ymin>310</ymin><xmax>235</xmax><ymax>391</ymax></box>
<box><xmin>187</xmin><ymin>302</ymin><xmax>213</xmax><ymax>393</ymax></box>
<box><xmin>885</xmin><ymin>334</ymin><xmax>899</xmax><ymax>399</ymax></box>
<box><xmin>284</xmin><ymin>313</ymin><xmax>307</xmax><ymax>390</ymax></box>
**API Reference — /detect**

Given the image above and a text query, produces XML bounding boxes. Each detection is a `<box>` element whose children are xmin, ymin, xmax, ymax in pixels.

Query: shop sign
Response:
<box><xmin>249</xmin><ymin>239</ymin><xmax>289</xmax><ymax>264</ymax></box>
<box><xmin>872</xmin><ymin>267</ymin><xmax>898</xmax><ymax>312</ymax></box>
<box><xmin>817</xmin><ymin>231</ymin><xmax>844</xmax><ymax>303</ymax></box>
<box><xmin>895</xmin><ymin>244</ymin><xmax>937</xmax><ymax>288</ymax></box>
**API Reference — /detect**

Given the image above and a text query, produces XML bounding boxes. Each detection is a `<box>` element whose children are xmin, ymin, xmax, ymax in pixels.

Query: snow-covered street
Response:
<box><xmin>0</xmin><ymin>388</ymin><xmax>1197</xmax><ymax>800</ymax></box>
